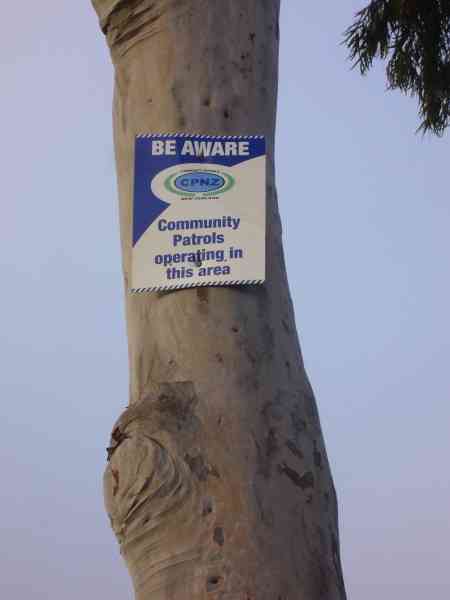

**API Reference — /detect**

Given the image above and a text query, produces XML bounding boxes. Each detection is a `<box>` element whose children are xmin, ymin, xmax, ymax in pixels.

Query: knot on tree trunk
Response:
<box><xmin>104</xmin><ymin>432</ymin><xmax>194</xmax><ymax>548</ymax></box>
<box><xmin>104</xmin><ymin>430</ymin><xmax>201</xmax><ymax>595</ymax></box>
<box><xmin>91</xmin><ymin>0</ymin><xmax>191</xmax><ymax>56</ymax></box>
<box><xmin>103</xmin><ymin>382</ymin><xmax>218</xmax><ymax>598</ymax></box>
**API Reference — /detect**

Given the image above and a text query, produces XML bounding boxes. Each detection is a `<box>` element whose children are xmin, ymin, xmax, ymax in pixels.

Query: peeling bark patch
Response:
<box><xmin>197</xmin><ymin>287</ymin><xmax>209</xmax><ymax>303</ymax></box>
<box><xmin>185</xmin><ymin>453</ymin><xmax>220</xmax><ymax>482</ymax></box>
<box><xmin>278</xmin><ymin>462</ymin><xmax>315</xmax><ymax>490</ymax></box>
<box><xmin>213</xmin><ymin>527</ymin><xmax>225</xmax><ymax>546</ymax></box>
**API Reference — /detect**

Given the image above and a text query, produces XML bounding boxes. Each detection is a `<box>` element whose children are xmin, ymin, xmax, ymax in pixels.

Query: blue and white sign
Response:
<box><xmin>131</xmin><ymin>133</ymin><xmax>266</xmax><ymax>292</ymax></box>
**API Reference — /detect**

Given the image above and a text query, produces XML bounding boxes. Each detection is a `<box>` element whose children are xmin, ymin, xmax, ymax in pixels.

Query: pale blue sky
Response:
<box><xmin>1</xmin><ymin>2</ymin><xmax>449</xmax><ymax>599</ymax></box>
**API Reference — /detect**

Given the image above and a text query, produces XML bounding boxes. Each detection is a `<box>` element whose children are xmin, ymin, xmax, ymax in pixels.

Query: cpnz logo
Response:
<box><xmin>164</xmin><ymin>169</ymin><xmax>235</xmax><ymax>197</ymax></box>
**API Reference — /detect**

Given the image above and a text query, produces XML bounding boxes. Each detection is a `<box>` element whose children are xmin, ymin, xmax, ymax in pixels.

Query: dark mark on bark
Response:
<box><xmin>170</xmin><ymin>81</ymin><xmax>186</xmax><ymax>133</ymax></box>
<box><xmin>261</xmin><ymin>397</ymin><xmax>283</xmax><ymax>423</ymax></box>
<box><xmin>281</xmin><ymin>319</ymin><xmax>289</xmax><ymax>333</ymax></box>
<box><xmin>111</xmin><ymin>468</ymin><xmax>119</xmax><ymax>496</ymax></box>
<box><xmin>245</xmin><ymin>348</ymin><xmax>257</xmax><ymax>366</ymax></box>
<box><xmin>197</xmin><ymin>287</ymin><xmax>209</xmax><ymax>303</ymax></box>
<box><xmin>154</xmin><ymin>383</ymin><xmax>199</xmax><ymax>433</ymax></box>
<box><xmin>278</xmin><ymin>462</ymin><xmax>315</xmax><ymax>490</ymax></box>
<box><xmin>185</xmin><ymin>453</ymin><xmax>220</xmax><ymax>481</ymax></box>
<box><xmin>305</xmin><ymin>388</ymin><xmax>320</xmax><ymax>426</ymax></box>
<box><xmin>213</xmin><ymin>527</ymin><xmax>225</xmax><ymax>546</ymax></box>
<box><xmin>202</xmin><ymin>497</ymin><xmax>213</xmax><ymax>516</ymax></box>
<box><xmin>262</xmin><ymin>324</ymin><xmax>275</xmax><ymax>360</ymax></box>
<box><xmin>267</xmin><ymin>427</ymin><xmax>278</xmax><ymax>457</ymax></box>
<box><xmin>313</xmin><ymin>440</ymin><xmax>323</xmax><ymax>470</ymax></box>
<box><xmin>290</xmin><ymin>403</ymin><xmax>308</xmax><ymax>437</ymax></box>
<box><xmin>286</xmin><ymin>439</ymin><xmax>304</xmax><ymax>461</ymax></box>
<box><xmin>254</xmin><ymin>427</ymin><xmax>279</xmax><ymax>478</ymax></box>
<box><xmin>206</xmin><ymin>575</ymin><xmax>222</xmax><ymax>591</ymax></box>
<box><xmin>107</xmin><ymin>426</ymin><xmax>129</xmax><ymax>461</ymax></box>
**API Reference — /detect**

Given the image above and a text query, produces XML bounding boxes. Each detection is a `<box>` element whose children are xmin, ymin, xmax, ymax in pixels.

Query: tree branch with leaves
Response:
<box><xmin>344</xmin><ymin>0</ymin><xmax>450</xmax><ymax>135</ymax></box>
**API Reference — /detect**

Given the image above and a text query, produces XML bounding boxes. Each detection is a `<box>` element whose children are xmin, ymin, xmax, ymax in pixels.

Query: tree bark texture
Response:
<box><xmin>91</xmin><ymin>2</ymin><xmax>347</xmax><ymax>599</ymax></box>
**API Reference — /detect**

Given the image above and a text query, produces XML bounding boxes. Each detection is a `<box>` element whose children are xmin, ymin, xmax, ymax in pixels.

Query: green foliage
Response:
<box><xmin>344</xmin><ymin>0</ymin><xmax>450</xmax><ymax>135</ymax></box>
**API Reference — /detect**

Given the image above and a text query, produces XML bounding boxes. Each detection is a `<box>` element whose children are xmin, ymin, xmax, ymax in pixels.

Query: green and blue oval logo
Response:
<box><xmin>164</xmin><ymin>169</ymin><xmax>235</xmax><ymax>197</ymax></box>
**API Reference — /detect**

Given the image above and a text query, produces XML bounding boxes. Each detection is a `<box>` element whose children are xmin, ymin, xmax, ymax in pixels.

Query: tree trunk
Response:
<box><xmin>91</xmin><ymin>2</ymin><xmax>346</xmax><ymax>599</ymax></box>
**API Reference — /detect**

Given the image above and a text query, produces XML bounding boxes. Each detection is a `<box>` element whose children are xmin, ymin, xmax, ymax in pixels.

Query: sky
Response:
<box><xmin>1</xmin><ymin>2</ymin><xmax>449</xmax><ymax>599</ymax></box>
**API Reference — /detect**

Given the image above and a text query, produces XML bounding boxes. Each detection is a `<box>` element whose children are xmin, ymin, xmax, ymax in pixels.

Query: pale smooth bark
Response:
<box><xmin>91</xmin><ymin>2</ymin><xmax>346</xmax><ymax>599</ymax></box>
